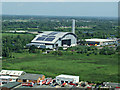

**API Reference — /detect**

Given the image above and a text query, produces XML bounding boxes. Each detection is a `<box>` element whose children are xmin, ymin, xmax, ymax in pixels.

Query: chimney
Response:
<box><xmin>72</xmin><ymin>19</ymin><xmax>75</xmax><ymax>34</ymax></box>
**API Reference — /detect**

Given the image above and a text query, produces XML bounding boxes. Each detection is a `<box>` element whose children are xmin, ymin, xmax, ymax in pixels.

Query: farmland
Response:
<box><xmin>2</xmin><ymin>52</ymin><xmax>118</xmax><ymax>82</ymax></box>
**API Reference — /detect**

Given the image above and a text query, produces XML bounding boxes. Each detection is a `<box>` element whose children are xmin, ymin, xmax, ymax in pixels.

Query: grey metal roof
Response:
<box><xmin>18</xmin><ymin>73</ymin><xmax>44</xmax><ymax>80</ymax></box>
<box><xmin>2</xmin><ymin>82</ymin><xmax>21</xmax><ymax>89</ymax></box>
<box><xmin>31</xmin><ymin>31</ymin><xmax>76</xmax><ymax>44</ymax></box>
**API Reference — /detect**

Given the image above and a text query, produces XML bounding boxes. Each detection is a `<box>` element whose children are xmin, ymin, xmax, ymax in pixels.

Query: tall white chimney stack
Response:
<box><xmin>72</xmin><ymin>19</ymin><xmax>75</xmax><ymax>34</ymax></box>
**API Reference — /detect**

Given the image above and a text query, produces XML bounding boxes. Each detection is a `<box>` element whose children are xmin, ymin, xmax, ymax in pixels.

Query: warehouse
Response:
<box><xmin>56</xmin><ymin>74</ymin><xmax>79</xmax><ymax>84</ymax></box>
<box><xmin>26</xmin><ymin>20</ymin><xmax>77</xmax><ymax>49</ymax></box>
<box><xmin>85</xmin><ymin>39</ymin><xmax>117</xmax><ymax>46</ymax></box>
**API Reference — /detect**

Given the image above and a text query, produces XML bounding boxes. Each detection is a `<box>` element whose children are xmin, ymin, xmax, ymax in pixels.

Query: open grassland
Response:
<box><xmin>2</xmin><ymin>53</ymin><xmax>118</xmax><ymax>82</ymax></box>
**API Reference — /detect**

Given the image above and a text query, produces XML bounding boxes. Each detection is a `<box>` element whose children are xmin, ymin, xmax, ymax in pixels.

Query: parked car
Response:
<box><xmin>45</xmin><ymin>78</ymin><xmax>52</xmax><ymax>85</ymax></box>
<box><xmin>22</xmin><ymin>82</ymin><xmax>35</xmax><ymax>87</ymax></box>
<box><xmin>40</xmin><ymin>79</ymin><xmax>47</xmax><ymax>85</ymax></box>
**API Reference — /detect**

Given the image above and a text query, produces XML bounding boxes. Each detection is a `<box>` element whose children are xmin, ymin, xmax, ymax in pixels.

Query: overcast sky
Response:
<box><xmin>2</xmin><ymin>2</ymin><xmax>118</xmax><ymax>17</ymax></box>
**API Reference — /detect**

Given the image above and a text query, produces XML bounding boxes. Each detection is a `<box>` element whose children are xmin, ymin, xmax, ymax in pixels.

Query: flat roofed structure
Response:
<box><xmin>85</xmin><ymin>39</ymin><xmax>117</xmax><ymax>46</ymax></box>
<box><xmin>85</xmin><ymin>39</ymin><xmax>116</xmax><ymax>42</ymax></box>
<box><xmin>26</xmin><ymin>31</ymin><xmax>77</xmax><ymax>49</ymax></box>
<box><xmin>56</xmin><ymin>74</ymin><xmax>79</xmax><ymax>84</ymax></box>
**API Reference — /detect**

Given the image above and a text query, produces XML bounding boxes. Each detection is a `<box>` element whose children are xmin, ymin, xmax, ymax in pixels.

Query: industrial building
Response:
<box><xmin>85</xmin><ymin>39</ymin><xmax>117</xmax><ymax>46</ymax></box>
<box><xmin>56</xmin><ymin>74</ymin><xmax>79</xmax><ymax>84</ymax></box>
<box><xmin>17</xmin><ymin>73</ymin><xmax>45</xmax><ymax>84</ymax></box>
<box><xmin>26</xmin><ymin>19</ymin><xmax>77</xmax><ymax>49</ymax></box>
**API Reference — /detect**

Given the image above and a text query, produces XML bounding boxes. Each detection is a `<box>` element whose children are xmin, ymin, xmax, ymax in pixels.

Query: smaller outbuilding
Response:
<box><xmin>85</xmin><ymin>39</ymin><xmax>117</xmax><ymax>46</ymax></box>
<box><xmin>17</xmin><ymin>73</ymin><xmax>45</xmax><ymax>84</ymax></box>
<box><xmin>56</xmin><ymin>74</ymin><xmax>79</xmax><ymax>85</ymax></box>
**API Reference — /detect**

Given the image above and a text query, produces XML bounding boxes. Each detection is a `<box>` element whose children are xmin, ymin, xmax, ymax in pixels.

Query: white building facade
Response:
<box><xmin>56</xmin><ymin>74</ymin><xmax>79</xmax><ymax>84</ymax></box>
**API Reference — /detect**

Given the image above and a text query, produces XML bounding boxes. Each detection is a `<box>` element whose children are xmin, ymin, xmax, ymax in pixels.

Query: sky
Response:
<box><xmin>2</xmin><ymin>2</ymin><xmax>118</xmax><ymax>17</ymax></box>
<box><xmin>1</xmin><ymin>0</ymin><xmax>119</xmax><ymax>2</ymax></box>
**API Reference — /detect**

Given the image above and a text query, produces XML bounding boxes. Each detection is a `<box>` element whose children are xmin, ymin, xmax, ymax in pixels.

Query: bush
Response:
<box><xmin>57</xmin><ymin>51</ymin><xmax>63</xmax><ymax>56</ymax></box>
<box><xmin>99</xmin><ymin>47</ymin><xmax>115</xmax><ymax>55</ymax></box>
<box><xmin>29</xmin><ymin>45</ymin><xmax>37</xmax><ymax>53</ymax></box>
<box><xmin>50</xmin><ymin>51</ymin><xmax>63</xmax><ymax>56</ymax></box>
<box><xmin>58</xmin><ymin>47</ymin><xmax>63</xmax><ymax>50</ymax></box>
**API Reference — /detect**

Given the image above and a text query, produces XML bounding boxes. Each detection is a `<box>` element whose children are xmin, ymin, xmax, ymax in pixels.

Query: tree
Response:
<box><xmin>29</xmin><ymin>45</ymin><xmax>36</xmax><ymax>53</ymax></box>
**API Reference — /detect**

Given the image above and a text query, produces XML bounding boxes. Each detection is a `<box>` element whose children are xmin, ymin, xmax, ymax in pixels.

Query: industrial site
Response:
<box><xmin>1</xmin><ymin>18</ymin><xmax>120</xmax><ymax>89</ymax></box>
<box><xmin>1</xmin><ymin>1</ymin><xmax>120</xmax><ymax>89</ymax></box>
<box><xmin>0</xmin><ymin>70</ymin><xmax>120</xmax><ymax>89</ymax></box>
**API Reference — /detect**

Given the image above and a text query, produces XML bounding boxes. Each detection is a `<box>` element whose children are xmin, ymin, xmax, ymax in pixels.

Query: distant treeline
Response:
<box><xmin>2</xmin><ymin>15</ymin><xmax>119</xmax><ymax>39</ymax></box>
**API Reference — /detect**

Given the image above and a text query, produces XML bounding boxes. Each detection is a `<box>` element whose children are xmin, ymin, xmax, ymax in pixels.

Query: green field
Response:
<box><xmin>2</xmin><ymin>52</ymin><xmax>118</xmax><ymax>82</ymax></box>
<box><xmin>2</xmin><ymin>33</ymin><xmax>33</xmax><ymax>36</ymax></box>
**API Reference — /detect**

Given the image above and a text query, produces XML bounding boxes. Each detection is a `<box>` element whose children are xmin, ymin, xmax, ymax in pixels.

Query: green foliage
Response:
<box><xmin>2</xmin><ymin>33</ymin><xmax>34</xmax><ymax>57</ymax></box>
<box><xmin>116</xmin><ymin>46</ymin><xmax>120</xmax><ymax>52</ymax></box>
<box><xmin>29</xmin><ymin>45</ymin><xmax>37</xmax><ymax>53</ymax></box>
<box><xmin>99</xmin><ymin>47</ymin><xmax>115</xmax><ymax>55</ymax></box>
<box><xmin>42</xmin><ymin>48</ymin><xmax>46</xmax><ymax>52</ymax></box>
<box><xmin>2</xmin><ymin>15</ymin><xmax>118</xmax><ymax>39</ymax></box>
<box><xmin>58</xmin><ymin>47</ymin><xmax>63</xmax><ymax>50</ymax></box>
<box><xmin>51</xmin><ymin>51</ymin><xmax>63</xmax><ymax>56</ymax></box>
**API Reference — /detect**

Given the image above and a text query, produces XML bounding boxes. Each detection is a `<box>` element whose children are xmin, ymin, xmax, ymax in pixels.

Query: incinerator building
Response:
<box><xmin>26</xmin><ymin>20</ymin><xmax>77</xmax><ymax>49</ymax></box>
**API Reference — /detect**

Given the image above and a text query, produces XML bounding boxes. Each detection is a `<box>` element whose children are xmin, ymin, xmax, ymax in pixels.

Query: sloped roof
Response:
<box><xmin>0</xmin><ymin>70</ymin><xmax>25</xmax><ymax>76</ymax></box>
<box><xmin>18</xmin><ymin>73</ymin><xmax>44</xmax><ymax>80</ymax></box>
<box><xmin>2</xmin><ymin>82</ymin><xmax>21</xmax><ymax>89</ymax></box>
<box><xmin>31</xmin><ymin>31</ymin><xmax>76</xmax><ymax>44</ymax></box>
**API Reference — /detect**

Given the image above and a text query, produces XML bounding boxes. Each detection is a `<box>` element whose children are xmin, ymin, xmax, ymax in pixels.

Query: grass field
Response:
<box><xmin>2</xmin><ymin>52</ymin><xmax>118</xmax><ymax>82</ymax></box>
<box><xmin>2</xmin><ymin>33</ymin><xmax>34</xmax><ymax>36</ymax></box>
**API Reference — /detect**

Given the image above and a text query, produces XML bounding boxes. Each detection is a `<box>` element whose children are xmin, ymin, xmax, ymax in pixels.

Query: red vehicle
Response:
<box><xmin>22</xmin><ymin>82</ymin><xmax>35</xmax><ymax>87</ymax></box>
<box><xmin>40</xmin><ymin>79</ymin><xmax>47</xmax><ymax>85</ymax></box>
<box><xmin>45</xmin><ymin>78</ymin><xmax>52</xmax><ymax>85</ymax></box>
<box><xmin>87</xmin><ymin>86</ymin><xmax>91</xmax><ymax>89</ymax></box>
<box><xmin>68</xmin><ymin>82</ymin><xmax>76</xmax><ymax>86</ymax></box>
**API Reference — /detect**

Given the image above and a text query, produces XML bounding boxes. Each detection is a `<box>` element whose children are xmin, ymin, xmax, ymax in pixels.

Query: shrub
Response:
<box><xmin>58</xmin><ymin>47</ymin><xmax>63</xmax><ymax>50</ymax></box>
<box><xmin>99</xmin><ymin>47</ymin><xmax>115</xmax><ymax>55</ymax></box>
